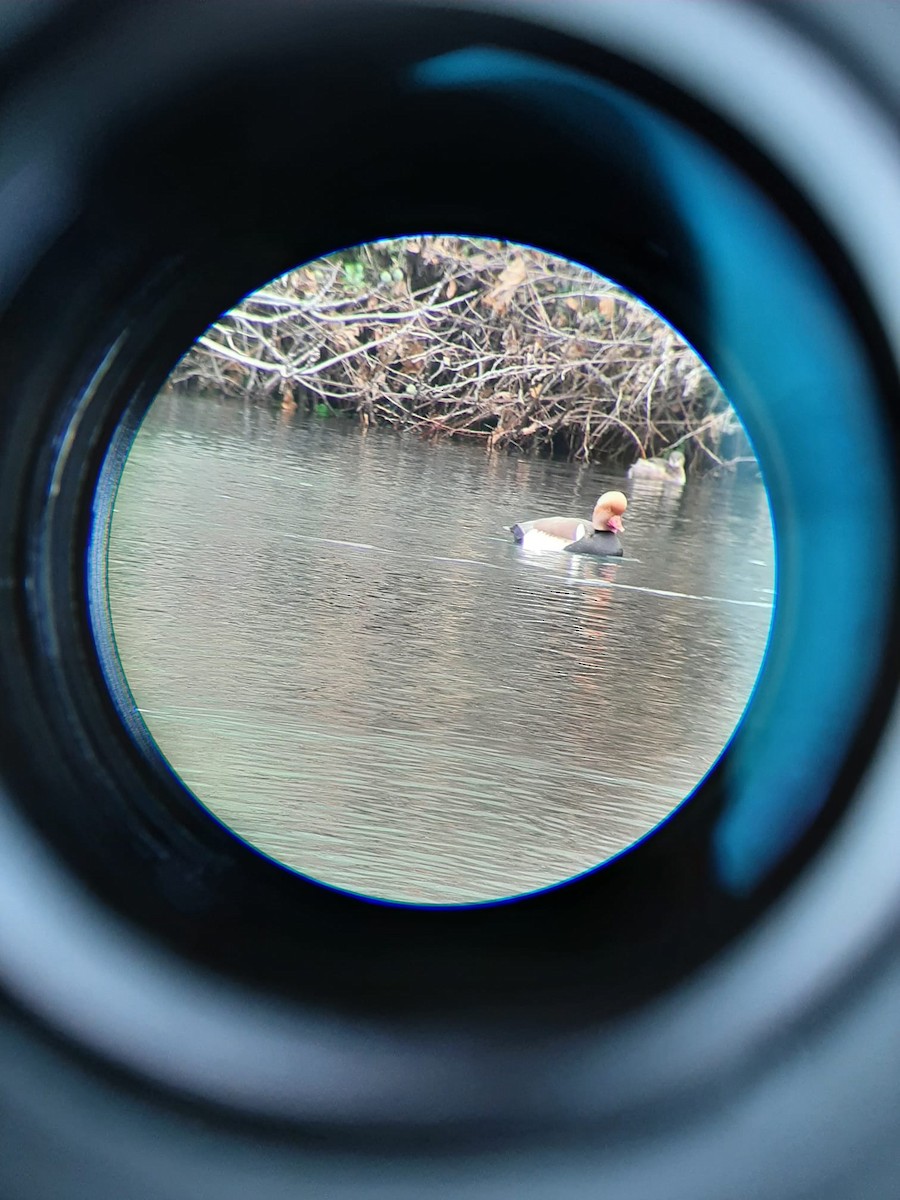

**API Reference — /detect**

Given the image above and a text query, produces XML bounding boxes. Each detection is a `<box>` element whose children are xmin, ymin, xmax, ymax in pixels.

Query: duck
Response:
<box><xmin>626</xmin><ymin>449</ymin><xmax>686</xmax><ymax>484</ymax></box>
<box><xmin>511</xmin><ymin>491</ymin><xmax>627</xmax><ymax>556</ymax></box>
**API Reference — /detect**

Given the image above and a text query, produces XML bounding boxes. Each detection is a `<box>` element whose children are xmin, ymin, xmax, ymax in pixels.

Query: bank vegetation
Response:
<box><xmin>166</xmin><ymin>237</ymin><xmax>753</xmax><ymax>472</ymax></box>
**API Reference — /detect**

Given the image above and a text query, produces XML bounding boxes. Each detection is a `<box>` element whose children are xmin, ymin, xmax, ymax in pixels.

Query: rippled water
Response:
<box><xmin>107</xmin><ymin>391</ymin><xmax>774</xmax><ymax>904</ymax></box>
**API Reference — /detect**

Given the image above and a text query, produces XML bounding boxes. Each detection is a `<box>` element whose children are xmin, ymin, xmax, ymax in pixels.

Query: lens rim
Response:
<box><xmin>0</xmin><ymin>0</ymin><xmax>897</xmax><ymax>1143</ymax></box>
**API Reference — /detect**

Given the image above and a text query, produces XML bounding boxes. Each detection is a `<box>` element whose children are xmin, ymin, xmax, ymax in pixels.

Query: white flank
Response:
<box><xmin>520</xmin><ymin>527</ymin><xmax>574</xmax><ymax>552</ymax></box>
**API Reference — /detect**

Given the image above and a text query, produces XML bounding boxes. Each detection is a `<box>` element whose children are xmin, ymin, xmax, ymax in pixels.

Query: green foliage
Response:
<box><xmin>341</xmin><ymin>260</ymin><xmax>366</xmax><ymax>289</ymax></box>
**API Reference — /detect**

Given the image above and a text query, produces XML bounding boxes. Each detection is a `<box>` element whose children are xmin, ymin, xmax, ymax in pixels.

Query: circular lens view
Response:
<box><xmin>105</xmin><ymin>237</ymin><xmax>774</xmax><ymax>905</ymax></box>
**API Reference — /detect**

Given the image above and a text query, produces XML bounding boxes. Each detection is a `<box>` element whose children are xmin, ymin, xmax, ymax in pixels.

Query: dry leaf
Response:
<box><xmin>400</xmin><ymin>340</ymin><xmax>426</xmax><ymax>374</ymax></box>
<box><xmin>499</xmin><ymin>256</ymin><xmax>526</xmax><ymax>289</ymax></box>
<box><xmin>446</xmin><ymin>278</ymin><xmax>457</xmax><ymax>300</ymax></box>
<box><xmin>483</xmin><ymin>256</ymin><xmax>527</xmax><ymax>315</ymax></box>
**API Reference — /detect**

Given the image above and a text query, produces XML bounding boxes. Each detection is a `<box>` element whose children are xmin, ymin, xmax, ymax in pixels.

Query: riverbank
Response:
<box><xmin>166</xmin><ymin>236</ymin><xmax>754</xmax><ymax>473</ymax></box>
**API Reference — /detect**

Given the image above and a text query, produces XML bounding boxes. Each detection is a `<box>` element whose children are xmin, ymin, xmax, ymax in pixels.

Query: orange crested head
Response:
<box><xmin>592</xmin><ymin>491</ymin><xmax>627</xmax><ymax>533</ymax></box>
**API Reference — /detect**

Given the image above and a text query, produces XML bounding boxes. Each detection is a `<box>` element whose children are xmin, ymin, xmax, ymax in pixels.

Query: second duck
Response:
<box><xmin>626</xmin><ymin>449</ymin><xmax>686</xmax><ymax>484</ymax></box>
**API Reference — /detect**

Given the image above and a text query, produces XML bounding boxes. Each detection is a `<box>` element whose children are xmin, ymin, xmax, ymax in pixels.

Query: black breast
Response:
<box><xmin>565</xmin><ymin>530</ymin><xmax>623</xmax><ymax>557</ymax></box>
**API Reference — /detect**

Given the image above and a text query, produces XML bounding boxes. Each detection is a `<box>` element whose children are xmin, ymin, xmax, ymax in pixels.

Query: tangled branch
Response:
<box><xmin>167</xmin><ymin>237</ymin><xmax>750</xmax><ymax>471</ymax></box>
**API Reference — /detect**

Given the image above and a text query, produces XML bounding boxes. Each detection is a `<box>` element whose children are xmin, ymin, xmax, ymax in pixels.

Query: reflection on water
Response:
<box><xmin>107</xmin><ymin>392</ymin><xmax>774</xmax><ymax>904</ymax></box>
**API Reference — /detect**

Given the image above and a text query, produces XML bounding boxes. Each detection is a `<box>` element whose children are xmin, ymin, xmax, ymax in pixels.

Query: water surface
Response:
<box><xmin>108</xmin><ymin>392</ymin><xmax>774</xmax><ymax>903</ymax></box>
